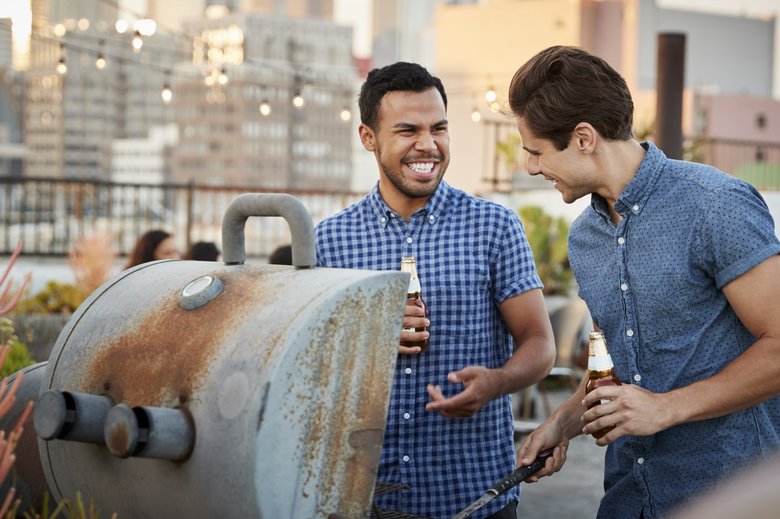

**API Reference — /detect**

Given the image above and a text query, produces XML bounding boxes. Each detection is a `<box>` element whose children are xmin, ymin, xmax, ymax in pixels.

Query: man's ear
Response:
<box><xmin>359</xmin><ymin>124</ymin><xmax>376</xmax><ymax>152</ymax></box>
<box><xmin>573</xmin><ymin>122</ymin><xmax>597</xmax><ymax>153</ymax></box>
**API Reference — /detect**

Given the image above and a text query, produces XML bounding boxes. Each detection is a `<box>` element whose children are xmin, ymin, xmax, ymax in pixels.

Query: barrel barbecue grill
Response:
<box><xmin>16</xmin><ymin>194</ymin><xmax>428</xmax><ymax>518</ymax></box>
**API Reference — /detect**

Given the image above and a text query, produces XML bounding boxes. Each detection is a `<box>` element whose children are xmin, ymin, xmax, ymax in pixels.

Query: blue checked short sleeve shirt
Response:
<box><xmin>569</xmin><ymin>142</ymin><xmax>780</xmax><ymax>519</ymax></box>
<box><xmin>315</xmin><ymin>180</ymin><xmax>543</xmax><ymax>519</ymax></box>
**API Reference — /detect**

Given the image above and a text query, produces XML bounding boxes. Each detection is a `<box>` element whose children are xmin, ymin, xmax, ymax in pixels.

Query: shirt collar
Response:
<box><xmin>368</xmin><ymin>180</ymin><xmax>451</xmax><ymax>227</ymax></box>
<box><xmin>591</xmin><ymin>141</ymin><xmax>667</xmax><ymax>219</ymax></box>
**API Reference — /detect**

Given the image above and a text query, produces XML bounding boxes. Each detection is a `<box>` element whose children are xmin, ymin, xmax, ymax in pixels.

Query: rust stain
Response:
<box><xmin>85</xmin><ymin>269</ymin><xmax>265</xmax><ymax>408</ymax></box>
<box><xmin>286</xmin><ymin>282</ymin><xmax>399</xmax><ymax>517</ymax></box>
<box><xmin>106</xmin><ymin>422</ymin><xmax>130</xmax><ymax>457</ymax></box>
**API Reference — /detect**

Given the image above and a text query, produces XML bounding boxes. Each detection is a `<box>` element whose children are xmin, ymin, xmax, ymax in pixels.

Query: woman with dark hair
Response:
<box><xmin>125</xmin><ymin>229</ymin><xmax>179</xmax><ymax>269</ymax></box>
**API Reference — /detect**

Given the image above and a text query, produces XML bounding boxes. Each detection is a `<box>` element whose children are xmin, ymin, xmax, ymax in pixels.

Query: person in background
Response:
<box><xmin>268</xmin><ymin>244</ymin><xmax>292</xmax><ymax>265</ymax></box>
<box><xmin>509</xmin><ymin>45</ymin><xmax>780</xmax><ymax>519</ymax></box>
<box><xmin>183</xmin><ymin>241</ymin><xmax>221</xmax><ymax>262</ymax></box>
<box><xmin>124</xmin><ymin>229</ymin><xmax>179</xmax><ymax>269</ymax></box>
<box><xmin>314</xmin><ymin>61</ymin><xmax>555</xmax><ymax>519</ymax></box>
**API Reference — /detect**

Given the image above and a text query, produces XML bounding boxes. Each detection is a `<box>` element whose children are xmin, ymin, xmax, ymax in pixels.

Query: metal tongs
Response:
<box><xmin>451</xmin><ymin>449</ymin><xmax>554</xmax><ymax>519</ymax></box>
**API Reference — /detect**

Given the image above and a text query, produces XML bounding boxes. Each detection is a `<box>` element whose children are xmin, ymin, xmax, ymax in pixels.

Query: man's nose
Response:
<box><xmin>527</xmin><ymin>155</ymin><xmax>541</xmax><ymax>175</ymax></box>
<box><xmin>415</xmin><ymin>132</ymin><xmax>436</xmax><ymax>152</ymax></box>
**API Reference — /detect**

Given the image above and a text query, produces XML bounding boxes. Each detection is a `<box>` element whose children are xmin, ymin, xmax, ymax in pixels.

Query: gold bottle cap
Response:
<box><xmin>588</xmin><ymin>331</ymin><xmax>614</xmax><ymax>371</ymax></box>
<box><xmin>588</xmin><ymin>331</ymin><xmax>609</xmax><ymax>356</ymax></box>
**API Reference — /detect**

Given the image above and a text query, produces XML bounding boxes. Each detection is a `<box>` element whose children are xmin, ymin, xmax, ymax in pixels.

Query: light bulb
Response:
<box><xmin>132</xmin><ymin>30</ymin><xmax>143</xmax><ymax>53</ymax></box>
<box><xmin>471</xmin><ymin>109</ymin><xmax>482</xmax><ymax>123</ymax></box>
<box><xmin>292</xmin><ymin>94</ymin><xmax>305</xmax><ymax>108</ymax></box>
<box><xmin>340</xmin><ymin>107</ymin><xmax>351</xmax><ymax>121</ymax></box>
<box><xmin>485</xmin><ymin>87</ymin><xmax>497</xmax><ymax>104</ymax></box>
<box><xmin>95</xmin><ymin>55</ymin><xmax>107</xmax><ymax>70</ymax></box>
<box><xmin>161</xmin><ymin>84</ymin><xmax>173</xmax><ymax>104</ymax></box>
<box><xmin>259</xmin><ymin>101</ymin><xmax>271</xmax><ymax>116</ymax></box>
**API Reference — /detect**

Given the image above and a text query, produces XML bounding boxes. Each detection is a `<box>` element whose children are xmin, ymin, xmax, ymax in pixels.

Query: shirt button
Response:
<box><xmin>380</xmin><ymin>217</ymin><xmax>387</xmax><ymax>223</ymax></box>
<box><xmin>406</xmin><ymin>237</ymin><xmax>413</xmax><ymax>244</ymax></box>
<box><xmin>428</xmin><ymin>214</ymin><xmax>435</xmax><ymax>222</ymax></box>
<box><xmin>402</xmin><ymin>455</ymin><xmax>410</xmax><ymax>462</ymax></box>
<box><xmin>403</xmin><ymin>412</ymin><xmax>411</xmax><ymax>420</ymax></box>
<box><xmin>617</xmin><ymin>237</ymin><xmax>625</xmax><ymax>245</ymax></box>
<box><xmin>626</xmin><ymin>329</ymin><xmax>634</xmax><ymax>337</ymax></box>
<box><xmin>632</xmin><ymin>204</ymin><xmax>640</xmax><ymax>212</ymax></box>
<box><xmin>620</xmin><ymin>283</ymin><xmax>628</xmax><ymax>291</ymax></box>
<box><xmin>405</xmin><ymin>367</ymin><xmax>412</xmax><ymax>374</ymax></box>
<box><xmin>637</xmin><ymin>457</ymin><xmax>645</xmax><ymax>465</ymax></box>
<box><xmin>634</xmin><ymin>374</ymin><xmax>642</xmax><ymax>382</ymax></box>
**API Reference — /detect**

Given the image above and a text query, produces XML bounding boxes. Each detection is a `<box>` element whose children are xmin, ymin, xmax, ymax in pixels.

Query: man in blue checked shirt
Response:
<box><xmin>510</xmin><ymin>46</ymin><xmax>780</xmax><ymax>519</ymax></box>
<box><xmin>314</xmin><ymin>62</ymin><xmax>556</xmax><ymax>519</ymax></box>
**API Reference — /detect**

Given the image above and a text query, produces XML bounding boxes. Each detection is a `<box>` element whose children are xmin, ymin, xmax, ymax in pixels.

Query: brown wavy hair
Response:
<box><xmin>508</xmin><ymin>45</ymin><xmax>634</xmax><ymax>150</ymax></box>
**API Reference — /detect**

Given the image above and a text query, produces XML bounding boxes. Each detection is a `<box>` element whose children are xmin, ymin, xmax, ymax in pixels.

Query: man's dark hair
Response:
<box><xmin>508</xmin><ymin>46</ymin><xmax>634</xmax><ymax>150</ymax></box>
<box><xmin>183</xmin><ymin>241</ymin><xmax>220</xmax><ymax>262</ymax></box>
<box><xmin>268</xmin><ymin>244</ymin><xmax>292</xmax><ymax>265</ymax></box>
<box><xmin>359</xmin><ymin>62</ymin><xmax>447</xmax><ymax>131</ymax></box>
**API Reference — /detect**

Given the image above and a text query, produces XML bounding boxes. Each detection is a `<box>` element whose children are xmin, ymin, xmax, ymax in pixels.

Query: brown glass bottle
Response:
<box><xmin>585</xmin><ymin>330</ymin><xmax>622</xmax><ymax>439</ymax></box>
<box><xmin>400</xmin><ymin>256</ymin><xmax>428</xmax><ymax>351</ymax></box>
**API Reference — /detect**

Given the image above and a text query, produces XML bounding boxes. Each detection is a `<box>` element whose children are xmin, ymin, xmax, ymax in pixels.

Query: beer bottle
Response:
<box><xmin>400</xmin><ymin>256</ymin><xmax>429</xmax><ymax>351</ymax></box>
<box><xmin>585</xmin><ymin>330</ymin><xmax>622</xmax><ymax>439</ymax></box>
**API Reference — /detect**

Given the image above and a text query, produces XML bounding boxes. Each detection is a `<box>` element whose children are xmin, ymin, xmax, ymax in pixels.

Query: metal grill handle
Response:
<box><xmin>221</xmin><ymin>193</ymin><xmax>315</xmax><ymax>268</ymax></box>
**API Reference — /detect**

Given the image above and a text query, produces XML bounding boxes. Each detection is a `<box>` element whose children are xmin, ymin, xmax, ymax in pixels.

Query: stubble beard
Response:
<box><xmin>377</xmin><ymin>145</ymin><xmax>447</xmax><ymax>200</ymax></box>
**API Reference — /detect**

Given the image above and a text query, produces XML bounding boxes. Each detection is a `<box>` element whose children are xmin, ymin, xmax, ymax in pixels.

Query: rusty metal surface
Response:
<box><xmin>38</xmin><ymin>260</ymin><xmax>408</xmax><ymax>518</ymax></box>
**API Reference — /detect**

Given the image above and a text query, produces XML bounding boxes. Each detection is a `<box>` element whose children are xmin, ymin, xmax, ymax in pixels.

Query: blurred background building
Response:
<box><xmin>0</xmin><ymin>0</ymin><xmax>778</xmax><ymax>253</ymax></box>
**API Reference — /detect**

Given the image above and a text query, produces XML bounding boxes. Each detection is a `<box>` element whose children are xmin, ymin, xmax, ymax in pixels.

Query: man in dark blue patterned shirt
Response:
<box><xmin>509</xmin><ymin>46</ymin><xmax>780</xmax><ymax>519</ymax></box>
<box><xmin>314</xmin><ymin>62</ymin><xmax>556</xmax><ymax>518</ymax></box>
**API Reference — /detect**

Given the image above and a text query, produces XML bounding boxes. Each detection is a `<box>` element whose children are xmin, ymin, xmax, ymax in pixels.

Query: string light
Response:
<box><xmin>292</xmin><ymin>88</ymin><xmax>305</xmax><ymax>109</ymax></box>
<box><xmin>95</xmin><ymin>40</ymin><xmax>107</xmax><ymax>69</ymax></box>
<box><xmin>161</xmin><ymin>84</ymin><xmax>172</xmax><ymax>104</ymax></box>
<box><xmin>218</xmin><ymin>67</ymin><xmax>229</xmax><ymax>85</ymax></box>
<box><xmin>485</xmin><ymin>86</ymin><xmax>497</xmax><ymax>104</ymax></box>
<box><xmin>132</xmin><ymin>29</ymin><xmax>143</xmax><ymax>53</ymax></box>
<box><xmin>56</xmin><ymin>44</ymin><xmax>67</xmax><ymax>75</ymax></box>
<box><xmin>471</xmin><ymin>107</ymin><xmax>482</xmax><ymax>123</ymax></box>
<box><xmin>339</xmin><ymin>107</ymin><xmax>351</xmax><ymax>122</ymax></box>
<box><xmin>259</xmin><ymin>100</ymin><xmax>271</xmax><ymax>116</ymax></box>
<box><xmin>115</xmin><ymin>20</ymin><xmax>129</xmax><ymax>34</ymax></box>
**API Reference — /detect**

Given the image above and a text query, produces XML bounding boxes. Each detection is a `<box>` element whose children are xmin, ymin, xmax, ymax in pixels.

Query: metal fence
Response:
<box><xmin>690</xmin><ymin>138</ymin><xmax>780</xmax><ymax>190</ymax></box>
<box><xmin>0</xmin><ymin>177</ymin><xmax>363</xmax><ymax>258</ymax></box>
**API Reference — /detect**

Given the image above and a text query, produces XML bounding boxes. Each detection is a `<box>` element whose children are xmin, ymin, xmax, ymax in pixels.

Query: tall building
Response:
<box><xmin>24</xmin><ymin>10</ymin><xmax>181</xmax><ymax>179</ymax></box>
<box><xmin>0</xmin><ymin>18</ymin><xmax>12</xmax><ymax>71</ymax></box>
<box><xmin>372</xmin><ymin>0</ymin><xmax>438</xmax><ymax>69</ymax></box>
<box><xmin>174</xmin><ymin>12</ymin><xmax>354</xmax><ymax>189</ymax></box>
<box><xmin>243</xmin><ymin>0</ymin><xmax>334</xmax><ymax>18</ymax></box>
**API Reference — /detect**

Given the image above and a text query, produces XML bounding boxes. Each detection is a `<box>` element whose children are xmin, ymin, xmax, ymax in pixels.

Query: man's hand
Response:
<box><xmin>424</xmin><ymin>366</ymin><xmax>500</xmax><ymax>417</ymax></box>
<box><xmin>516</xmin><ymin>421</ymin><xmax>570</xmax><ymax>483</ymax></box>
<box><xmin>581</xmin><ymin>384</ymin><xmax>675</xmax><ymax>445</ymax></box>
<box><xmin>399</xmin><ymin>298</ymin><xmax>428</xmax><ymax>355</ymax></box>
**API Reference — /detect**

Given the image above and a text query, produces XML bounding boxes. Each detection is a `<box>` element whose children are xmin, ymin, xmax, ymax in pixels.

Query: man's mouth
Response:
<box><xmin>406</xmin><ymin>161</ymin><xmax>436</xmax><ymax>179</ymax></box>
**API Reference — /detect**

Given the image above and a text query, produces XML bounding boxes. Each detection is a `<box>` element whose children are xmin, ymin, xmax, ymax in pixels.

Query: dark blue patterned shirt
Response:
<box><xmin>569</xmin><ymin>142</ymin><xmax>780</xmax><ymax>519</ymax></box>
<box><xmin>315</xmin><ymin>180</ymin><xmax>542</xmax><ymax>518</ymax></box>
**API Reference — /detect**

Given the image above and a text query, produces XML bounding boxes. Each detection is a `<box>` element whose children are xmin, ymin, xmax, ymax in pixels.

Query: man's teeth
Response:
<box><xmin>408</xmin><ymin>162</ymin><xmax>434</xmax><ymax>174</ymax></box>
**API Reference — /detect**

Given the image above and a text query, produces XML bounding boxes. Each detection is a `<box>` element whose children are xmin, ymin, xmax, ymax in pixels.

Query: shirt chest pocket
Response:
<box><xmin>426</xmin><ymin>268</ymin><xmax>492</xmax><ymax>338</ymax></box>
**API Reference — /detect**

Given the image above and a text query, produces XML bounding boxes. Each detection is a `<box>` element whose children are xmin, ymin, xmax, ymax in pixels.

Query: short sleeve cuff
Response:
<box><xmin>715</xmin><ymin>244</ymin><xmax>780</xmax><ymax>289</ymax></box>
<box><xmin>495</xmin><ymin>274</ymin><xmax>543</xmax><ymax>305</ymax></box>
